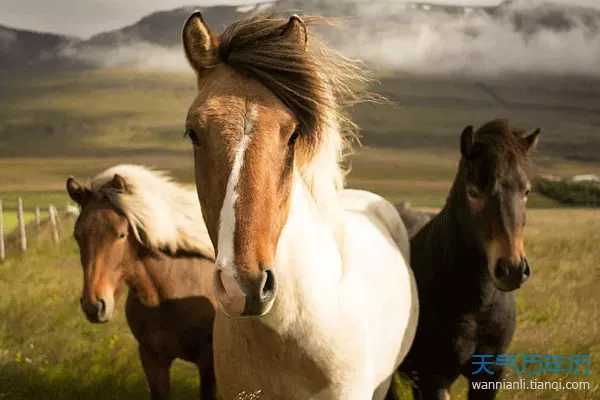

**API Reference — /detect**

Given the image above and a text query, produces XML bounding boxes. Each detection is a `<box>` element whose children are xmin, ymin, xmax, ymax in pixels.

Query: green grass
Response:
<box><xmin>0</xmin><ymin>208</ymin><xmax>598</xmax><ymax>399</ymax></box>
<box><xmin>0</xmin><ymin>234</ymin><xmax>201</xmax><ymax>399</ymax></box>
<box><xmin>1</xmin><ymin>210</ymin><xmax>49</xmax><ymax>233</ymax></box>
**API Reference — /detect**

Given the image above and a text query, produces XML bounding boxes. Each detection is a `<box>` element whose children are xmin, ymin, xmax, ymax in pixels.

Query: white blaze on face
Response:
<box><xmin>216</xmin><ymin>105</ymin><xmax>259</xmax><ymax>271</ymax></box>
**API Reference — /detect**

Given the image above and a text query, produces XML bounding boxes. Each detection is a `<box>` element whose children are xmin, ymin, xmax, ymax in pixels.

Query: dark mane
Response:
<box><xmin>217</xmin><ymin>12</ymin><xmax>374</xmax><ymax>157</ymax></box>
<box><xmin>469</xmin><ymin>119</ymin><xmax>532</xmax><ymax>175</ymax></box>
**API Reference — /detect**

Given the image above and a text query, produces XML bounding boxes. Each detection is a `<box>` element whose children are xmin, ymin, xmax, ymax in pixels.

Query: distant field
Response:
<box><xmin>1</xmin><ymin>68</ymin><xmax>599</xmax><ymax>210</ymax></box>
<box><xmin>0</xmin><ymin>145</ymin><xmax>595</xmax><ymax>211</ymax></box>
<box><xmin>1</xmin><ymin>68</ymin><xmax>600</xmax><ymax>162</ymax></box>
<box><xmin>0</xmin><ymin>209</ymin><xmax>597</xmax><ymax>399</ymax></box>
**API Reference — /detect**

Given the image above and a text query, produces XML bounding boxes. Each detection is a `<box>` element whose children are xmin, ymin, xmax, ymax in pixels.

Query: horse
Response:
<box><xmin>180</xmin><ymin>11</ymin><xmax>419</xmax><ymax>399</ymax></box>
<box><xmin>66</xmin><ymin>164</ymin><xmax>218</xmax><ymax>400</ymax></box>
<box><xmin>387</xmin><ymin>119</ymin><xmax>542</xmax><ymax>400</ymax></box>
<box><xmin>395</xmin><ymin>203</ymin><xmax>437</xmax><ymax>238</ymax></box>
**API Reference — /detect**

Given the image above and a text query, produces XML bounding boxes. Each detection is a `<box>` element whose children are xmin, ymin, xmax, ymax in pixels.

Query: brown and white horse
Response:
<box><xmin>181</xmin><ymin>12</ymin><xmax>419</xmax><ymax>399</ymax></box>
<box><xmin>67</xmin><ymin>165</ymin><xmax>217</xmax><ymax>399</ymax></box>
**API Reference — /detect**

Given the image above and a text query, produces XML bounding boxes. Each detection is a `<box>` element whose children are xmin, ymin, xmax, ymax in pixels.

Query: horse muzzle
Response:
<box><xmin>213</xmin><ymin>266</ymin><xmax>277</xmax><ymax>319</ymax></box>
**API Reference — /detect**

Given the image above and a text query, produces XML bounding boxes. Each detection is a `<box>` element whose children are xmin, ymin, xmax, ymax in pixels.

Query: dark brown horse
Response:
<box><xmin>389</xmin><ymin>119</ymin><xmax>541</xmax><ymax>400</ymax></box>
<box><xmin>66</xmin><ymin>164</ymin><xmax>217</xmax><ymax>400</ymax></box>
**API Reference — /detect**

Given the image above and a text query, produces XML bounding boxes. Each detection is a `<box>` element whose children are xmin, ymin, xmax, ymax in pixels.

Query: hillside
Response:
<box><xmin>0</xmin><ymin>25</ymin><xmax>82</xmax><ymax>72</ymax></box>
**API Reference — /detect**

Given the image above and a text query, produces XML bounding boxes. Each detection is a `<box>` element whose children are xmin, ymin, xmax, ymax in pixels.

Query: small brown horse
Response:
<box><xmin>389</xmin><ymin>119</ymin><xmax>541</xmax><ymax>400</ymax></box>
<box><xmin>66</xmin><ymin>164</ymin><xmax>217</xmax><ymax>400</ymax></box>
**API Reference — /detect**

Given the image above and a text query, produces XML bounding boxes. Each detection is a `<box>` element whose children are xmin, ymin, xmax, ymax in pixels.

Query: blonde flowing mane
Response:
<box><xmin>89</xmin><ymin>164</ymin><xmax>215</xmax><ymax>260</ymax></box>
<box><xmin>216</xmin><ymin>13</ymin><xmax>379</xmax><ymax>213</ymax></box>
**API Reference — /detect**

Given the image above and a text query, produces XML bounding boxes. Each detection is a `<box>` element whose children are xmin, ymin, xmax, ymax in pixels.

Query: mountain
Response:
<box><xmin>2</xmin><ymin>0</ymin><xmax>600</xmax><ymax>74</ymax></box>
<box><xmin>0</xmin><ymin>24</ymin><xmax>83</xmax><ymax>72</ymax></box>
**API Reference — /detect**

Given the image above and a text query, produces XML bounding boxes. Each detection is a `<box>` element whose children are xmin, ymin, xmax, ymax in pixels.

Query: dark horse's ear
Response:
<box><xmin>111</xmin><ymin>174</ymin><xmax>129</xmax><ymax>193</ymax></box>
<box><xmin>522</xmin><ymin>127</ymin><xmax>541</xmax><ymax>152</ymax></box>
<box><xmin>281</xmin><ymin>14</ymin><xmax>308</xmax><ymax>50</ymax></box>
<box><xmin>460</xmin><ymin>125</ymin><xmax>475</xmax><ymax>159</ymax></box>
<box><xmin>182</xmin><ymin>11</ymin><xmax>220</xmax><ymax>74</ymax></box>
<box><xmin>66</xmin><ymin>176</ymin><xmax>91</xmax><ymax>205</ymax></box>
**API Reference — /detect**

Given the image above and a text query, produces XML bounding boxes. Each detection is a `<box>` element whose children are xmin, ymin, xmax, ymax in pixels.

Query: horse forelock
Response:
<box><xmin>88</xmin><ymin>165</ymin><xmax>215</xmax><ymax>261</ymax></box>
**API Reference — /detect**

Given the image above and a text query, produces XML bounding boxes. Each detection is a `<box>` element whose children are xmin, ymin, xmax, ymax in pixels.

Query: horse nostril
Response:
<box><xmin>97</xmin><ymin>298</ymin><xmax>106</xmax><ymax>314</ymax></box>
<box><xmin>79</xmin><ymin>297</ymin><xmax>84</xmax><ymax>307</ymax></box>
<box><xmin>494</xmin><ymin>259</ymin><xmax>510</xmax><ymax>278</ymax></box>
<box><xmin>521</xmin><ymin>258</ymin><xmax>531</xmax><ymax>282</ymax></box>
<box><xmin>260</xmin><ymin>269</ymin><xmax>277</xmax><ymax>300</ymax></box>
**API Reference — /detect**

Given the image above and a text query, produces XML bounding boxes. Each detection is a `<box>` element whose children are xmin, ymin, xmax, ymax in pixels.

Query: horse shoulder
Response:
<box><xmin>338</xmin><ymin>189</ymin><xmax>410</xmax><ymax>261</ymax></box>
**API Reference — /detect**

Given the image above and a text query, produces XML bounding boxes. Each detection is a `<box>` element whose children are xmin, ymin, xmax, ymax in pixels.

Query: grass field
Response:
<box><xmin>0</xmin><ymin>67</ymin><xmax>599</xmax><ymax>399</ymax></box>
<box><xmin>0</xmin><ymin>206</ymin><xmax>597</xmax><ymax>399</ymax></box>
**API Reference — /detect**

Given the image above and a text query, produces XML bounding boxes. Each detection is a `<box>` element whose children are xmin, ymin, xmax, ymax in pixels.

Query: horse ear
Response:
<box><xmin>111</xmin><ymin>174</ymin><xmax>129</xmax><ymax>193</ymax></box>
<box><xmin>66</xmin><ymin>176</ymin><xmax>91</xmax><ymax>205</ymax></box>
<box><xmin>182</xmin><ymin>11</ymin><xmax>220</xmax><ymax>73</ymax></box>
<box><xmin>460</xmin><ymin>125</ymin><xmax>475</xmax><ymax>159</ymax></box>
<box><xmin>281</xmin><ymin>14</ymin><xmax>308</xmax><ymax>50</ymax></box>
<box><xmin>522</xmin><ymin>127</ymin><xmax>541</xmax><ymax>152</ymax></box>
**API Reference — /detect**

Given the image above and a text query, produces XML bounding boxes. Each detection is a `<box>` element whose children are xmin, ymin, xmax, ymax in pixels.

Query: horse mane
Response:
<box><xmin>217</xmin><ymin>12</ymin><xmax>378</xmax><ymax>211</ymax></box>
<box><xmin>471</xmin><ymin>119</ymin><xmax>532</xmax><ymax>172</ymax></box>
<box><xmin>89</xmin><ymin>164</ymin><xmax>215</xmax><ymax>261</ymax></box>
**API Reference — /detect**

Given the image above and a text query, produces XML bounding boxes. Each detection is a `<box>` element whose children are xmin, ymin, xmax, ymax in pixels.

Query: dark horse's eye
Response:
<box><xmin>118</xmin><ymin>233</ymin><xmax>126</xmax><ymax>239</ymax></box>
<box><xmin>467</xmin><ymin>186</ymin><xmax>481</xmax><ymax>199</ymax></box>
<box><xmin>184</xmin><ymin>127</ymin><xmax>199</xmax><ymax>144</ymax></box>
<box><xmin>288</xmin><ymin>130</ymin><xmax>299</xmax><ymax>146</ymax></box>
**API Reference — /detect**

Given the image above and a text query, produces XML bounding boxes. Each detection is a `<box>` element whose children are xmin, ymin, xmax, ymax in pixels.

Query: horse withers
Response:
<box><xmin>181</xmin><ymin>11</ymin><xmax>418</xmax><ymax>399</ymax></box>
<box><xmin>389</xmin><ymin>119</ymin><xmax>541</xmax><ymax>400</ymax></box>
<box><xmin>66</xmin><ymin>165</ymin><xmax>217</xmax><ymax>400</ymax></box>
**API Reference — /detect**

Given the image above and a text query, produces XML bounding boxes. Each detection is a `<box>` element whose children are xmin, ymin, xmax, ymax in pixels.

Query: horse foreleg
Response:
<box><xmin>139</xmin><ymin>346</ymin><xmax>173</xmax><ymax>400</ymax></box>
<box><xmin>410</xmin><ymin>372</ymin><xmax>453</xmax><ymax>400</ymax></box>
<box><xmin>196</xmin><ymin>342</ymin><xmax>217</xmax><ymax>400</ymax></box>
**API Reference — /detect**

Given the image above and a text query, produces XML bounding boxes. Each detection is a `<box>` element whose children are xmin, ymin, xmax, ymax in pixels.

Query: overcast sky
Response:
<box><xmin>1</xmin><ymin>0</ymin><xmax>599</xmax><ymax>38</ymax></box>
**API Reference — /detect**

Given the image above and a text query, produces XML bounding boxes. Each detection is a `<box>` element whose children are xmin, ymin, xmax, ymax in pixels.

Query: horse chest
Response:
<box><xmin>213</xmin><ymin>312</ymin><xmax>348</xmax><ymax>399</ymax></box>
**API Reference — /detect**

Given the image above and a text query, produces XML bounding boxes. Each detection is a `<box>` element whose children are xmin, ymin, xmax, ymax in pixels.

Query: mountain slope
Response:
<box><xmin>0</xmin><ymin>24</ymin><xmax>82</xmax><ymax>72</ymax></box>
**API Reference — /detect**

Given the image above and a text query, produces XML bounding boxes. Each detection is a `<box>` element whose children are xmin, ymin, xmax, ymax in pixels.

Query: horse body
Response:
<box><xmin>67</xmin><ymin>165</ymin><xmax>217</xmax><ymax>400</ymax></box>
<box><xmin>391</xmin><ymin>120</ymin><xmax>541</xmax><ymax>400</ymax></box>
<box><xmin>398</xmin><ymin>207</ymin><xmax>517</xmax><ymax>400</ymax></box>
<box><xmin>124</xmin><ymin>251</ymin><xmax>216</xmax><ymax>400</ymax></box>
<box><xmin>213</xmin><ymin>182</ymin><xmax>417</xmax><ymax>399</ymax></box>
<box><xmin>181</xmin><ymin>12</ymin><xmax>418</xmax><ymax>399</ymax></box>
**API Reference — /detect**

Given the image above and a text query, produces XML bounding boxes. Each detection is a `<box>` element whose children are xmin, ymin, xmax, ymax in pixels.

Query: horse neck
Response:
<box><xmin>434</xmin><ymin>171</ymin><xmax>488</xmax><ymax>277</ymax></box>
<box><xmin>264</xmin><ymin>173</ymin><xmax>344</xmax><ymax>332</ymax></box>
<box><xmin>126</xmin><ymin>249</ymin><xmax>206</xmax><ymax>305</ymax></box>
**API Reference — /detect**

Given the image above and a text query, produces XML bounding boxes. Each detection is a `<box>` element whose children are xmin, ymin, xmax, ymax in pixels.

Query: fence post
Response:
<box><xmin>53</xmin><ymin>205</ymin><xmax>62</xmax><ymax>231</ymax></box>
<box><xmin>17</xmin><ymin>197</ymin><xmax>27</xmax><ymax>253</ymax></box>
<box><xmin>35</xmin><ymin>206</ymin><xmax>41</xmax><ymax>228</ymax></box>
<box><xmin>0</xmin><ymin>200</ymin><xmax>5</xmax><ymax>262</ymax></box>
<box><xmin>49</xmin><ymin>205</ymin><xmax>59</xmax><ymax>246</ymax></box>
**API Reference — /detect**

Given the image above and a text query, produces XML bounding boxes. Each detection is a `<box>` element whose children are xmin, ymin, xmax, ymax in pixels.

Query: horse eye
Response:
<box><xmin>288</xmin><ymin>130</ymin><xmax>299</xmax><ymax>146</ymax></box>
<box><xmin>467</xmin><ymin>186</ymin><xmax>481</xmax><ymax>199</ymax></box>
<box><xmin>118</xmin><ymin>233</ymin><xmax>126</xmax><ymax>239</ymax></box>
<box><xmin>184</xmin><ymin>128</ymin><xmax>199</xmax><ymax>144</ymax></box>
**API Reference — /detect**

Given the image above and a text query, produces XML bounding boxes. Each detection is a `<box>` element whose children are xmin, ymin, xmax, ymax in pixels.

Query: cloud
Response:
<box><xmin>59</xmin><ymin>1</ymin><xmax>600</xmax><ymax>77</ymax></box>
<box><xmin>325</xmin><ymin>2</ymin><xmax>600</xmax><ymax>77</ymax></box>
<box><xmin>61</xmin><ymin>42</ymin><xmax>188</xmax><ymax>71</ymax></box>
